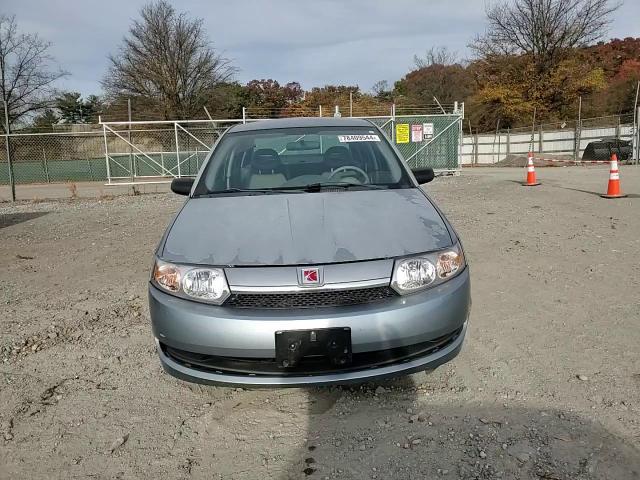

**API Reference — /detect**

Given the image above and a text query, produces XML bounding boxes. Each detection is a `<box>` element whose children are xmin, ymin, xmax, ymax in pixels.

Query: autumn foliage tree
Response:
<box><xmin>394</xmin><ymin>63</ymin><xmax>474</xmax><ymax>107</ymax></box>
<box><xmin>464</xmin><ymin>0</ymin><xmax>621</xmax><ymax>129</ymax></box>
<box><xmin>295</xmin><ymin>86</ymin><xmax>388</xmax><ymax>116</ymax></box>
<box><xmin>473</xmin><ymin>0</ymin><xmax>620</xmax><ymax>75</ymax></box>
<box><xmin>303</xmin><ymin>85</ymin><xmax>358</xmax><ymax>111</ymax></box>
<box><xmin>579</xmin><ymin>38</ymin><xmax>640</xmax><ymax>116</ymax></box>
<box><xmin>243</xmin><ymin>79</ymin><xmax>303</xmax><ymax>115</ymax></box>
<box><xmin>467</xmin><ymin>54</ymin><xmax>606</xmax><ymax>128</ymax></box>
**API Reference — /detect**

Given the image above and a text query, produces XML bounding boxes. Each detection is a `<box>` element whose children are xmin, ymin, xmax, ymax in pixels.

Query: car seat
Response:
<box><xmin>247</xmin><ymin>149</ymin><xmax>286</xmax><ymax>189</ymax></box>
<box><xmin>323</xmin><ymin>146</ymin><xmax>353</xmax><ymax>172</ymax></box>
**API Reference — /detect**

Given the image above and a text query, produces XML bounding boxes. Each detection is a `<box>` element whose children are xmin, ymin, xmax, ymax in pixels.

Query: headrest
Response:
<box><xmin>251</xmin><ymin>149</ymin><xmax>281</xmax><ymax>172</ymax></box>
<box><xmin>324</xmin><ymin>146</ymin><xmax>353</xmax><ymax>168</ymax></box>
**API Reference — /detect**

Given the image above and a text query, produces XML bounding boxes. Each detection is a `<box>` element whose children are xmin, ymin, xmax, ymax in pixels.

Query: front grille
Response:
<box><xmin>161</xmin><ymin>327</ymin><xmax>463</xmax><ymax>377</ymax></box>
<box><xmin>226</xmin><ymin>286</ymin><xmax>397</xmax><ymax>309</ymax></box>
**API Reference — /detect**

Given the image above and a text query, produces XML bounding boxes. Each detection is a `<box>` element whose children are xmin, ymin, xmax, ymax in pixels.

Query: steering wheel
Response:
<box><xmin>328</xmin><ymin>165</ymin><xmax>370</xmax><ymax>184</ymax></box>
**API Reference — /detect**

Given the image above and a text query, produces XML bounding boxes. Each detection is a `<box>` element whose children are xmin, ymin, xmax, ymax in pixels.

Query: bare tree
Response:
<box><xmin>414</xmin><ymin>47</ymin><xmax>458</xmax><ymax>69</ymax></box>
<box><xmin>0</xmin><ymin>15</ymin><xmax>67</xmax><ymax>132</ymax></box>
<box><xmin>103</xmin><ymin>1</ymin><xmax>236</xmax><ymax>119</ymax></box>
<box><xmin>473</xmin><ymin>0</ymin><xmax>621</xmax><ymax>73</ymax></box>
<box><xmin>371</xmin><ymin>80</ymin><xmax>389</xmax><ymax>96</ymax></box>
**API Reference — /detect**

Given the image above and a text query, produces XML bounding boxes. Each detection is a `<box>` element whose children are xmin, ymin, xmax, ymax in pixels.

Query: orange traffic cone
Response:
<box><xmin>522</xmin><ymin>152</ymin><xmax>541</xmax><ymax>186</ymax></box>
<box><xmin>601</xmin><ymin>153</ymin><xmax>627</xmax><ymax>199</ymax></box>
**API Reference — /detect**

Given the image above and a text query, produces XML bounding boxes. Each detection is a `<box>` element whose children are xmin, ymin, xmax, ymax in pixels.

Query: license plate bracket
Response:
<box><xmin>275</xmin><ymin>327</ymin><xmax>352</xmax><ymax>369</ymax></box>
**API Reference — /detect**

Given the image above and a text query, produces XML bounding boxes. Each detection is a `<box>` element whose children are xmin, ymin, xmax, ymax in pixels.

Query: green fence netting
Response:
<box><xmin>366</xmin><ymin>115</ymin><xmax>461</xmax><ymax>170</ymax></box>
<box><xmin>0</xmin><ymin>115</ymin><xmax>461</xmax><ymax>185</ymax></box>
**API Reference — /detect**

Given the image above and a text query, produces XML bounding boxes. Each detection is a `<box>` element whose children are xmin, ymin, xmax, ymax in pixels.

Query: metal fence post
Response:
<box><xmin>3</xmin><ymin>100</ymin><xmax>16</xmax><ymax>201</ymax></box>
<box><xmin>102</xmin><ymin>123</ymin><xmax>112</xmax><ymax>184</ymax></box>
<box><xmin>390</xmin><ymin>104</ymin><xmax>396</xmax><ymax>143</ymax></box>
<box><xmin>538</xmin><ymin>125</ymin><xmax>543</xmax><ymax>155</ymax></box>
<box><xmin>349</xmin><ymin>91</ymin><xmax>353</xmax><ymax>117</ymax></box>
<box><xmin>42</xmin><ymin>147</ymin><xmax>50</xmax><ymax>183</ymax></box>
<box><xmin>128</xmin><ymin>98</ymin><xmax>134</xmax><ymax>182</ymax></box>
<box><xmin>575</xmin><ymin>97</ymin><xmax>582</xmax><ymax>162</ymax></box>
<box><xmin>174</xmin><ymin>122</ymin><xmax>181</xmax><ymax>177</ymax></box>
<box><xmin>242</xmin><ymin>107</ymin><xmax>246</xmax><ymax>124</ymax></box>
<box><xmin>474</xmin><ymin>133</ymin><xmax>479</xmax><ymax>165</ymax></box>
<box><xmin>633</xmin><ymin>82</ymin><xmax>639</xmax><ymax>165</ymax></box>
<box><xmin>574</xmin><ymin>119</ymin><xmax>582</xmax><ymax>162</ymax></box>
<box><xmin>87</xmin><ymin>157</ymin><xmax>94</xmax><ymax>181</ymax></box>
<box><xmin>457</xmin><ymin>112</ymin><xmax>463</xmax><ymax>169</ymax></box>
<box><xmin>637</xmin><ymin>107</ymin><xmax>640</xmax><ymax>165</ymax></box>
<box><xmin>506</xmin><ymin>128</ymin><xmax>511</xmax><ymax>156</ymax></box>
<box><xmin>492</xmin><ymin>119</ymin><xmax>500</xmax><ymax>163</ymax></box>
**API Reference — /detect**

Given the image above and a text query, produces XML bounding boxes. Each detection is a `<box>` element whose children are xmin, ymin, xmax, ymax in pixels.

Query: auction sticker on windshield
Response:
<box><xmin>338</xmin><ymin>134</ymin><xmax>380</xmax><ymax>142</ymax></box>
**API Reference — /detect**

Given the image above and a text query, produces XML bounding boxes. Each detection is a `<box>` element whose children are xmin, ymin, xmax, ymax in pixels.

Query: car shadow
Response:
<box><xmin>556</xmin><ymin>186</ymin><xmax>640</xmax><ymax>198</ymax></box>
<box><xmin>280</xmin><ymin>378</ymin><xmax>640</xmax><ymax>479</ymax></box>
<box><xmin>285</xmin><ymin>375</ymin><xmax>420</xmax><ymax>478</ymax></box>
<box><xmin>0</xmin><ymin>211</ymin><xmax>49</xmax><ymax>229</ymax></box>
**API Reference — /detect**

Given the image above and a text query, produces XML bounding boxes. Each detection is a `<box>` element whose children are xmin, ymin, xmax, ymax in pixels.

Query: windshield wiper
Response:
<box><xmin>195</xmin><ymin>183</ymin><xmax>387</xmax><ymax>197</ymax></box>
<box><xmin>300</xmin><ymin>182</ymin><xmax>387</xmax><ymax>192</ymax></box>
<box><xmin>195</xmin><ymin>187</ymin><xmax>306</xmax><ymax>197</ymax></box>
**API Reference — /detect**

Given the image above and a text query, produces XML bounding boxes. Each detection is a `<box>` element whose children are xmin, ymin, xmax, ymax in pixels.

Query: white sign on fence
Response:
<box><xmin>411</xmin><ymin>124</ymin><xmax>423</xmax><ymax>143</ymax></box>
<box><xmin>423</xmin><ymin>123</ymin><xmax>434</xmax><ymax>140</ymax></box>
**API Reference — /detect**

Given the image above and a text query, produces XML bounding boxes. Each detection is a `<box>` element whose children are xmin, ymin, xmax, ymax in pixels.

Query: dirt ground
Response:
<box><xmin>1</xmin><ymin>166</ymin><xmax>639</xmax><ymax>480</ymax></box>
<box><xmin>0</xmin><ymin>180</ymin><xmax>170</xmax><ymax>202</ymax></box>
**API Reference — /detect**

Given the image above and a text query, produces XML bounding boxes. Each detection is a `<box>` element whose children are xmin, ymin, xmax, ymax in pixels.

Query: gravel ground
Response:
<box><xmin>1</xmin><ymin>166</ymin><xmax>639</xmax><ymax>480</ymax></box>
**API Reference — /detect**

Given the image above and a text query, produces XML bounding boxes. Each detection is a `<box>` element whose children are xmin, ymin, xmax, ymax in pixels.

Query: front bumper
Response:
<box><xmin>149</xmin><ymin>268</ymin><xmax>471</xmax><ymax>387</ymax></box>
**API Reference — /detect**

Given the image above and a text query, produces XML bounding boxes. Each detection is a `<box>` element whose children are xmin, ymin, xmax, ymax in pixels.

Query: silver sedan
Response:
<box><xmin>149</xmin><ymin>117</ymin><xmax>471</xmax><ymax>387</ymax></box>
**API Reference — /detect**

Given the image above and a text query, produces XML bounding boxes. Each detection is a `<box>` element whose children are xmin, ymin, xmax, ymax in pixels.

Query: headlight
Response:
<box><xmin>153</xmin><ymin>262</ymin><xmax>181</xmax><ymax>292</ymax></box>
<box><xmin>391</xmin><ymin>242</ymin><xmax>466</xmax><ymax>295</ymax></box>
<box><xmin>436</xmin><ymin>250</ymin><xmax>464</xmax><ymax>279</ymax></box>
<box><xmin>182</xmin><ymin>268</ymin><xmax>229</xmax><ymax>301</ymax></box>
<box><xmin>392</xmin><ymin>258</ymin><xmax>437</xmax><ymax>292</ymax></box>
<box><xmin>151</xmin><ymin>259</ymin><xmax>230</xmax><ymax>305</ymax></box>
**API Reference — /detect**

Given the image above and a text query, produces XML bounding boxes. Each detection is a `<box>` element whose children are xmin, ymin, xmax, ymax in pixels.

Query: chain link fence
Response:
<box><xmin>462</xmin><ymin>113</ymin><xmax>639</xmax><ymax>165</ymax></box>
<box><xmin>4</xmin><ymin>108</ymin><xmax>638</xmax><ymax>191</ymax></box>
<box><xmin>1</xmin><ymin>107</ymin><xmax>463</xmax><ymax>196</ymax></box>
<box><xmin>366</xmin><ymin>115</ymin><xmax>461</xmax><ymax>170</ymax></box>
<box><xmin>0</xmin><ymin>130</ymin><xmax>105</xmax><ymax>184</ymax></box>
<box><xmin>0</xmin><ymin>124</ymin><xmax>234</xmax><ymax>185</ymax></box>
<box><xmin>244</xmin><ymin>105</ymin><xmax>463</xmax><ymax>172</ymax></box>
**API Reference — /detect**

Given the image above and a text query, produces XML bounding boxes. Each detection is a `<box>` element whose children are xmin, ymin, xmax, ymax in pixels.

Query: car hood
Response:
<box><xmin>161</xmin><ymin>188</ymin><xmax>452</xmax><ymax>266</ymax></box>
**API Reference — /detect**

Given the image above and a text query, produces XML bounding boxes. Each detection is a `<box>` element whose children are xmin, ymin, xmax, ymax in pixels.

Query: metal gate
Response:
<box><xmin>99</xmin><ymin>106</ymin><xmax>463</xmax><ymax>184</ymax></box>
<box><xmin>364</xmin><ymin>108</ymin><xmax>463</xmax><ymax>172</ymax></box>
<box><xmin>100</xmin><ymin>119</ymin><xmax>239</xmax><ymax>184</ymax></box>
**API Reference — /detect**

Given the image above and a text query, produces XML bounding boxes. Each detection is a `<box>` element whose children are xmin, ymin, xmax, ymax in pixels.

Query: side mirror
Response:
<box><xmin>412</xmin><ymin>167</ymin><xmax>434</xmax><ymax>184</ymax></box>
<box><xmin>171</xmin><ymin>177</ymin><xmax>195</xmax><ymax>196</ymax></box>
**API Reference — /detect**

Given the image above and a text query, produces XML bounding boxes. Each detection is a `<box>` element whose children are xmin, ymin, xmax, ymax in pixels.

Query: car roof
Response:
<box><xmin>227</xmin><ymin>117</ymin><xmax>374</xmax><ymax>133</ymax></box>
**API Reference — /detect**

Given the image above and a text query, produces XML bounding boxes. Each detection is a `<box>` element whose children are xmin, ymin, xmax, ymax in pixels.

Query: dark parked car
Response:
<box><xmin>582</xmin><ymin>138</ymin><xmax>632</xmax><ymax>161</ymax></box>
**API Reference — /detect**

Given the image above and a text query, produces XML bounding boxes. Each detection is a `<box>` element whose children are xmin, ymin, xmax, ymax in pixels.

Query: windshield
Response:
<box><xmin>193</xmin><ymin>126</ymin><xmax>412</xmax><ymax>195</ymax></box>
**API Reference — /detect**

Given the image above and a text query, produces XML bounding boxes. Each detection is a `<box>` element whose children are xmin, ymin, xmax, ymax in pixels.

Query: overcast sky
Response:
<box><xmin>5</xmin><ymin>0</ymin><xmax>640</xmax><ymax>96</ymax></box>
